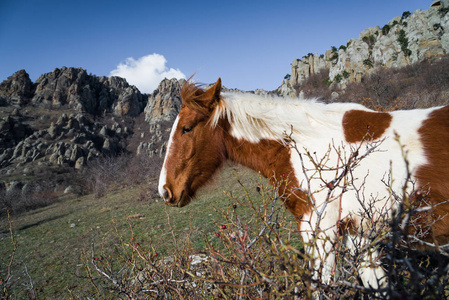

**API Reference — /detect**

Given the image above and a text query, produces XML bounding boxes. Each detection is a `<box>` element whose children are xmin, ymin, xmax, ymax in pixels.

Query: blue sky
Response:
<box><xmin>0</xmin><ymin>0</ymin><xmax>431</xmax><ymax>92</ymax></box>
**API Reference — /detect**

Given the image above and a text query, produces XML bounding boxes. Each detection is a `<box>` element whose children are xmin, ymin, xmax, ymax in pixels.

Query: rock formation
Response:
<box><xmin>144</xmin><ymin>78</ymin><xmax>185</xmax><ymax>124</ymax></box>
<box><xmin>0</xmin><ymin>69</ymin><xmax>34</xmax><ymax>106</ymax></box>
<box><xmin>0</xmin><ymin>67</ymin><xmax>186</xmax><ymax>196</ymax></box>
<box><xmin>281</xmin><ymin>2</ymin><xmax>449</xmax><ymax>96</ymax></box>
<box><xmin>31</xmin><ymin>67</ymin><xmax>146</xmax><ymax>116</ymax></box>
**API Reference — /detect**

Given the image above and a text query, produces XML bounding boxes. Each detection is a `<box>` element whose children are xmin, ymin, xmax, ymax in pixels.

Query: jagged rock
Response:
<box><xmin>64</xmin><ymin>186</ymin><xmax>73</xmax><ymax>194</ymax></box>
<box><xmin>29</xmin><ymin>67</ymin><xmax>146</xmax><ymax>116</ymax></box>
<box><xmin>144</xmin><ymin>78</ymin><xmax>185</xmax><ymax>124</ymax></box>
<box><xmin>159</xmin><ymin>143</ymin><xmax>167</xmax><ymax>157</ymax></box>
<box><xmin>36</xmin><ymin>142</ymin><xmax>47</xmax><ymax>152</ymax></box>
<box><xmin>137</xmin><ymin>142</ymin><xmax>157</xmax><ymax>156</ymax></box>
<box><xmin>278</xmin><ymin>80</ymin><xmax>296</xmax><ymax>98</ymax></box>
<box><xmin>84</xmin><ymin>140</ymin><xmax>95</xmax><ymax>150</ymax></box>
<box><xmin>114</xmin><ymin>86</ymin><xmax>145</xmax><ymax>116</ymax></box>
<box><xmin>287</xmin><ymin>5</ymin><xmax>449</xmax><ymax>91</ymax></box>
<box><xmin>0</xmin><ymin>70</ymin><xmax>34</xmax><ymax>106</ymax></box>
<box><xmin>11</xmin><ymin>108</ymin><xmax>20</xmax><ymax>116</ymax></box>
<box><xmin>71</xmin><ymin>133</ymin><xmax>86</xmax><ymax>144</ymax></box>
<box><xmin>74</xmin><ymin>157</ymin><xmax>85</xmax><ymax>169</ymax></box>
<box><xmin>56</xmin><ymin>113</ymin><xmax>68</xmax><ymax>126</ymax></box>
<box><xmin>63</xmin><ymin>148</ymin><xmax>72</xmax><ymax>160</ymax></box>
<box><xmin>75</xmin><ymin>113</ymin><xmax>88</xmax><ymax>125</ymax></box>
<box><xmin>49</xmin><ymin>153</ymin><xmax>59</xmax><ymax>164</ymax></box>
<box><xmin>65</xmin><ymin>128</ymin><xmax>76</xmax><ymax>138</ymax></box>
<box><xmin>87</xmin><ymin>149</ymin><xmax>99</xmax><ymax>161</ymax></box>
<box><xmin>47</xmin><ymin>123</ymin><xmax>60</xmax><ymax>139</ymax></box>
<box><xmin>70</xmin><ymin>145</ymin><xmax>82</xmax><ymax>162</ymax></box>
<box><xmin>99</xmin><ymin>125</ymin><xmax>108</xmax><ymax>136</ymax></box>
<box><xmin>11</xmin><ymin>141</ymin><xmax>24</xmax><ymax>160</ymax></box>
<box><xmin>102</xmin><ymin>138</ymin><xmax>116</xmax><ymax>153</ymax></box>
<box><xmin>0</xmin><ymin>149</ymin><xmax>13</xmax><ymax>165</ymax></box>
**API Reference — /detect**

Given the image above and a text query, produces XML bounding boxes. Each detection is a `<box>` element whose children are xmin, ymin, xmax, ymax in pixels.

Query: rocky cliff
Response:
<box><xmin>30</xmin><ymin>67</ymin><xmax>147</xmax><ymax>116</ymax></box>
<box><xmin>281</xmin><ymin>1</ymin><xmax>449</xmax><ymax>95</ymax></box>
<box><xmin>144</xmin><ymin>78</ymin><xmax>185</xmax><ymax>124</ymax></box>
<box><xmin>0</xmin><ymin>68</ymin><xmax>188</xmax><ymax>195</ymax></box>
<box><xmin>0</xmin><ymin>70</ymin><xmax>34</xmax><ymax>106</ymax></box>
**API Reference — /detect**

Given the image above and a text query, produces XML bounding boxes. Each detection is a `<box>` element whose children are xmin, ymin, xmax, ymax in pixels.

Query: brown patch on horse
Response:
<box><xmin>342</xmin><ymin>110</ymin><xmax>392</xmax><ymax>143</ymax></box>
<box><xmin>338</xmin><ymin>216</ymin><xmax>357</xmax><ymax>235</ymax></box>
<box><xmin>414</xmin><ymin>105</ymin><xmax>449</xmax><ymax>246</ymax></box>
<box><xmin>223</xmin><ymin>136</ymin><xmax>310</xmax><ymax>221</ymax></box>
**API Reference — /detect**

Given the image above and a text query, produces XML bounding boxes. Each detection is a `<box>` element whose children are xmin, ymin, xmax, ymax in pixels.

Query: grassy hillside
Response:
<box><xmin>0</xmin><ymin>164</ymin><xmax>294</xmax><ymax>298</ymax></box>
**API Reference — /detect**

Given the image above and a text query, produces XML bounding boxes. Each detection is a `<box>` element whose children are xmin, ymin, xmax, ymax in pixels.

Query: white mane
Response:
<box><xmin>211</xmin><ymin>93</ymin><xmax>370</xmax><ymax>143</ymax></box>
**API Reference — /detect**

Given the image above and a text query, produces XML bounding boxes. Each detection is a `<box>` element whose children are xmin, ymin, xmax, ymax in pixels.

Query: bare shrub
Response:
<box><xmin>83</xmin><ymin>155</ymin><xmax>130</xmax><ymax>198</ymax></box>
<box><xmin>83</xmin><ymin>154</ymin><xmax>163</xmax><ymax>198</ymax></box>
<box><xmin>342</xmin><ymin>58</ymin><xmax>449</xmax><ymax>110</ymax></box>
<box><xmin>298</xmin><ymin>68</ymin><xmax>334</xmax><ymax>101</ymax></box>
<box><xmin>125</xmin><ymin>154</ymin><xmax>163</xmax><ymax>185</ymax></box>
<box><xmin>0</xmin><ymin>183</ymin><xmax>58</xmax><ymax>217</ymax></box>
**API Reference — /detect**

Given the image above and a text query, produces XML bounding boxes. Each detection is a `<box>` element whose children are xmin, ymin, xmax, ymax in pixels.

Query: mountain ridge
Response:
<box><xmin>280</xmin><ymin>0</ymin><xmax>449</xmax><ymax>96</ymax></box>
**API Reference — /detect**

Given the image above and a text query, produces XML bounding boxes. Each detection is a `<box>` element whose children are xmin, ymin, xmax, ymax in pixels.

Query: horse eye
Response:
<box><xmin>182</xmin><ymin>126</ymin><xmax>193</xmax><ymax>134</ymax></box>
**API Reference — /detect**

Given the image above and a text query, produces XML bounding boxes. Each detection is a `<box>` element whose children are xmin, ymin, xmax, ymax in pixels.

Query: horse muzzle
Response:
<box><xmin>161</xmin><ymin>186</ymin><xmax>189</xmax><ymax>207</ymax></box>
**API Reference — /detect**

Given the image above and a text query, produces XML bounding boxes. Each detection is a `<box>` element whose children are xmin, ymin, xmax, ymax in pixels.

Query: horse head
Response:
<box><xmin>158</xmin><ymin>78</ymin><xmax>226</xmax><ymax>207</ymax></box>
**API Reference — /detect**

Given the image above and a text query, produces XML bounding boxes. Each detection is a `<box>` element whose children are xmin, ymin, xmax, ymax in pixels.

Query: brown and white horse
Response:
<box><xmin>158</xmin><ymin>78</ymin><xmax>449</xmax><ymax>290</ymax></box>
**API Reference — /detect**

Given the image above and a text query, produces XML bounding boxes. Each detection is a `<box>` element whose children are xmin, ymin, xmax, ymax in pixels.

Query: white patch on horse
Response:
<box><xmin>158</xmin><ymin>116</ymin><xmax>180</xmax><ymax>197</ymax></box>
<box><xmin>288</xmin><ymin>106</ymin><xmax>435</xmax><ymax>289</ymax></box>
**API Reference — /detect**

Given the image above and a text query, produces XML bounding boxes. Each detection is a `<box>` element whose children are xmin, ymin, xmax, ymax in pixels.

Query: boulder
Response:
<box><xmin>144</xmin><ymin>78</ymin><xmax>185</xmax><ymax>124</ymax></box>
<box><xmin>74</xmin><ymin>157</ymin><xmax>85</xmax><ymax>169</ymax></box>
<box><xmin>0</xmin><ymin>70</ymin><xmax>34</xmax><ymax>106</ymax></box>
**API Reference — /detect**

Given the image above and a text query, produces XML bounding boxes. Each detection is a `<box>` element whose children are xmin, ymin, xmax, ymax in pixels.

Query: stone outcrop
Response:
<box><xmin>31</xmin><ymin>67</ymin><xmax>146</xmax><ymax>116</ymax></box>
<box><xmin>0</xmin><ymin>70</ymin><xmax>34</xmax><ymax>106</ymax></box>
<box><xmin>144</xmin><ymin>78</ymin><xmax>185</xmax><ymax>124</ymax></box>
<box><xmin>0</xmin><ymin>67</ymin><xmax>154</xmax><ymax>184</ymax></box>
<box><xmin>0</xmin><ymin>111</ymin><xmax>129</xmax><ymax>170</ymax></box>
<box><xmin>0</xmin><ymin>68</ymin><xmax>186</xmax><ymax>197</ymax></box>
<box><xmin>281</xmin><ymin>3</ymin><xmax>449</xmax><ymax>95</ymax></box>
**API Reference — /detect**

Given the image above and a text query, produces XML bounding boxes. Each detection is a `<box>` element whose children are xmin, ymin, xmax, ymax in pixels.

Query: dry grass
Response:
<box><xmin>0</xmin><ymin>164</ymin><xmax>268</xmax><ymax>299</ymax></box>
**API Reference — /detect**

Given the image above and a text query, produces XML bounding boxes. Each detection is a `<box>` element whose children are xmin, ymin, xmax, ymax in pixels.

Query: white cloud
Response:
<box><xmin>110</xmin><ymin>53</ymin><xmax>185</xmax><ymax>93</ymax></box>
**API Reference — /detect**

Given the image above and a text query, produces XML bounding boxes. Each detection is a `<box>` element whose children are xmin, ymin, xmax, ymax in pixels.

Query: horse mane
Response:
<box><xmin>211</xmin><ymin>93</ymin><xmax>370</xmax><ymax>143</ymax></box>
<box><xmin>180</xmin><ymin>79</ymin><xmax>370</xmax><ymax>143</ymax></box>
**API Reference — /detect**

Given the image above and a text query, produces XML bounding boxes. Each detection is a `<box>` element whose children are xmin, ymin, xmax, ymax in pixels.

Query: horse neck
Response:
<box><xmin>223</xmin><ymin>133</ymin><xmax>292</xmax><ymax>182</ymax></box>
<box><xmin>222</xmin><ymin>130</ymin><xmax>310</xmax><ymax>218</ymax></box>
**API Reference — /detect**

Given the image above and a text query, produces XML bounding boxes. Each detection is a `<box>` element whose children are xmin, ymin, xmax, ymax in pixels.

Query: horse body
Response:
<box><xmin>158</xmin><ymin>78</ymin><xmax>449</xmax><ymax>291</ymax></box>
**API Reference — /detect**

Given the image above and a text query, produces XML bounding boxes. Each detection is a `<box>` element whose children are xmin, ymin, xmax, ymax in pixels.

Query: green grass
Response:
<box><xmin>0</xmin><ymin>164</ymin><xmax>294</xmax><ymax>299</ymax></box>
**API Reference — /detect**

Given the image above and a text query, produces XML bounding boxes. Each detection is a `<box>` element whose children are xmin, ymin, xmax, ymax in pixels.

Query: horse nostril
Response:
<box><xmin>162</xmin><ymin>186</ymin><xmax>172</xmax><ymax>202</ymax></box>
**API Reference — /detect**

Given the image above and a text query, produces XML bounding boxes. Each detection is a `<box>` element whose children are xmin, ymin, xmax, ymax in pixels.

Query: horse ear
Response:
<box><xmin>198</xmin><ymin>78</ymin><xmax>222</xmax><ymax>112</ymax></box>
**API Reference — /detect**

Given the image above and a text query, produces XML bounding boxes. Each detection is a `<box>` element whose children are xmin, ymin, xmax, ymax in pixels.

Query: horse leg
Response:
<box><xmin>344</xmin><ymin>234</ymin><xmax>386</xmax><ymax>290</ymax></box>
<box><xmin>301</xmin><ymin>214</ymin><xmax>338</xmax><ymax>284</ymax></box>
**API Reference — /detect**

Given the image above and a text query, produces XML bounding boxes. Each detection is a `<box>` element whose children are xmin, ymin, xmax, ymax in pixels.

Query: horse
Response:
<box><xmin>158</xmin><ymin>77</ymin><xmax>449</xmax><ymax>291</ymax></box>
